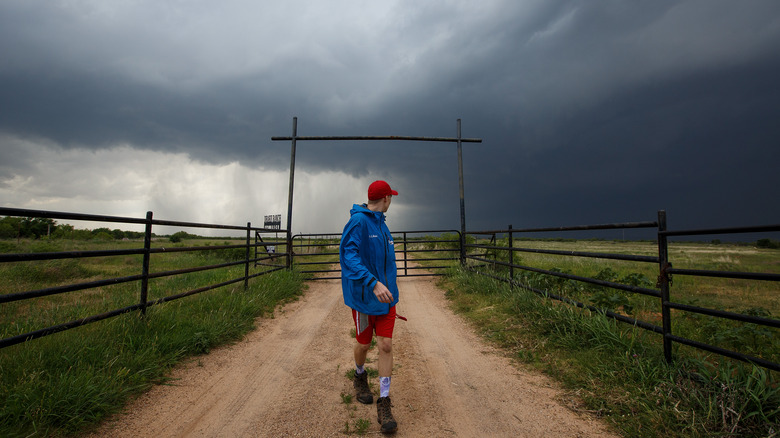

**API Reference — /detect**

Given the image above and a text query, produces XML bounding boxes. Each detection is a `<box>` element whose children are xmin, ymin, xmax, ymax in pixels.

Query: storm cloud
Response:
<box><xmin>1</xmin><ymin>0</ymin><xmax>778</xmax><ymax>235</ymax></box>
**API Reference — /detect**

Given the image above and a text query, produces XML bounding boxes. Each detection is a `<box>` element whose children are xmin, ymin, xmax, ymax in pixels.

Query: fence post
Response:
<box><xmin>491</xmin><ymin>233</ymin><xmax>498</xmax><ymax>269</ymax></box>
<box><xmin>253</xmin><ymin>230</ymin><xmax>258</xmax><ymax>268</ymax></box>
<box><xmin>657</xmin><ymin>210</ymin><xmax>673</xmax><ymax>363</ymax></box>
<box><xmin>508</xmin><ymin>224</ymin><xmax>513</xmax><ymax>281</ymax></box>
<box><xmin>457</xmin><ymin>119</ymin><xmax>467</xmax><ymax>266</ymax></box>
<box><xmin>245</xmin><ymin>222</ymin><xmax>251</xmax><ymax>290</ymax></box>
<box><xmin>403</xmin><ymin>232</ymin><xmax>408</xmax><ymax>276</ymax></box>
<box><xmin>289</xmin><ymin>235</ymin><xmax>296</xmax><ymax>269</ymax></box>
<box><xmin>140</xmin><ymin>211</ymin><xmax>153</xmax><ymax>316</ymax></box>
<box><xmin>285</xmin><ymin>117</ymin><xmax>298</xmax><ymax>271</ymax></box>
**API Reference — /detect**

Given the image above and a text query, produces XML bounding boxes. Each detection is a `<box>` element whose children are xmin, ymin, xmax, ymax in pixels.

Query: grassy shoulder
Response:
<box><xmin>0</xmin><ymin>268</ymin><xmax>305</xmax><ymax>438</ymax></box>
<box><xmin>443</xmin><ymin>268</ymin><xmax>779</xmax><ymax>438</ymax></box>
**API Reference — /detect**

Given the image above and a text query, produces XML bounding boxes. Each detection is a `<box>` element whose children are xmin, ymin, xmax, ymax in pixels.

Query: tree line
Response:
<box><xmin>0</xmin><ymin>217</ymin><xmax>148</xmax><ymax>240</ymax></box>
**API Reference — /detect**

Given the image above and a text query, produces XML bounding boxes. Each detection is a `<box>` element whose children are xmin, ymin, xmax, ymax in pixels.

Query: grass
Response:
<box><xmin>444</xmin><ymin>267</ymin><xmax>779</xmax><ymax>437</ymax></box>
<box><xmin>0</xmin><ymin>238</ymin><xmax>305</xmax><ymax>438</ymax></box>
<box><xmin>342</xmin><ymin>418</ymin><xmax>371</xmax><ymax>435</ymax></box>
<box><xmin>507</xmin><ymin>239</ymin><xmax>779</xmax><ymax>315</ymax></box>
<box><xmin>345</xmin><ymin>367</ymin><xmax>379</xmax><ymax>380</ymax></box>
<box><xmin>473</xmin><ymin>239</ymin><xmax>780</xmax><ymax>365</ymax></box>
<box><xmin>353</xmin><ymin>417</ymin><xmax>371</xmax><ymax>434</ymax></box>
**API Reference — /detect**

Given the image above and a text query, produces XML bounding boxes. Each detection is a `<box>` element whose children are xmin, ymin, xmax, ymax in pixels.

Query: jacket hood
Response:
<box><xmin>350</xmin><ymin>203</ymin><xmax>385</xmax><ymax>222</ymax></box>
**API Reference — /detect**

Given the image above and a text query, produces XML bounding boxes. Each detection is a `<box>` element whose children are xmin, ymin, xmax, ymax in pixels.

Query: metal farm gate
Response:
<box><xmin>271</xmin><ymin>117</ymin><xmax>482</xmax><ymax>266</ymax></box>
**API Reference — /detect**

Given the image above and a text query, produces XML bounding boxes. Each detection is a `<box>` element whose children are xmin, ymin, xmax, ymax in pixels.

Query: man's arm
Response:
<box><xmin>340</xmin><ymin>219</ymin><xmax>377</xmax><ymax>289</ymax></box>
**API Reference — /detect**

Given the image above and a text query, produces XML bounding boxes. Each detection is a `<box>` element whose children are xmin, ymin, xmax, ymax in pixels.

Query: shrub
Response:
<box><xmin>93</xmin><ymin>231</ymin><xmax>114</xmax><ymax>241</ymax></box>
<box><xmin>756</xmin><ymin>239</ymin><xmax>779</xmax><ymax>249</ymax></box>
<box><xmin>169</xmin><ymin>231</ymin><xmax>191</xmax><ymax>243</ymax></box>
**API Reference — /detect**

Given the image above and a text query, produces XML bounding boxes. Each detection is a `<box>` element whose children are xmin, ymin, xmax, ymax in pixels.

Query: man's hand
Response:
<box><xmin>373</xmin><ymin>281</ymin><xmax>393</xmax><ymax>303</ymax></box>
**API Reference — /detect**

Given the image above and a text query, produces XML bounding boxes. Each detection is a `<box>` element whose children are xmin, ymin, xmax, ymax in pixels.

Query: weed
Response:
<box><xmin>341</xmin><ymin>418</ymin><xmax>371</xmax><ymax>435</ymax></box>
<box><xmin>345</xmin><ymin>367</ymin><xmax>379</xmax><ymax>380</ymax></box>
<box><xmin>354</xmin><ymin>418</ymin><xmax>371</xmax><ymax>435</ymax></box>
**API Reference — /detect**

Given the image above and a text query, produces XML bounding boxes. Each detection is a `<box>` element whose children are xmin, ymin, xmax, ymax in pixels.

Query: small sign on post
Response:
<box><xmin>264</xmin><ymin>214</ymin><xmax>282</xmax><ymax>253</ymax></box>
<box><xmin>264</xmin><ymin>214</ymin><xmax>282</xmax><ymax>230</ymax></box>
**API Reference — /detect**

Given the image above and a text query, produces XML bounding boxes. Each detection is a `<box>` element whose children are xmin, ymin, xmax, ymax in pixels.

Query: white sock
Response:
<box><xmin>380</xmin><ymin>376</ymin><xmax>391</xmax><ymax>398</ymax></box>
<box><xmin>356</xmin><ymin>363</ymin><xmax>365</xmax><ymax>375</ymax></box>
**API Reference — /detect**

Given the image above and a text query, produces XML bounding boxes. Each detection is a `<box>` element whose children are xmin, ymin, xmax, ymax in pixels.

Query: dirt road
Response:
<box><xmin>88</xmin><ymin>276</ymin><xmax>619</xmax><ymax>437</ymax></box>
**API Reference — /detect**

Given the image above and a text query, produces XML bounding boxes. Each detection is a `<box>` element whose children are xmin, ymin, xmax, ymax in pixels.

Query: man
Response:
<box><xmin>339</xmin><ymin>180</ymin><xmax>400</xmax><ymax>434</ymax></box>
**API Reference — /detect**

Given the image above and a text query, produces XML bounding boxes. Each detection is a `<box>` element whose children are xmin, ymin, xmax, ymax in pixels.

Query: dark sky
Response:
<box><xmin>1</xmin><ymin>0</ymin><xmax>778</xmax><ymax>237</ymax></box>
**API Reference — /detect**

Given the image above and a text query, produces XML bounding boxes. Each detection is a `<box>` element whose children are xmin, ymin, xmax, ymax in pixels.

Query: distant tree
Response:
<box><xmin>0</xmin><ymin>217</ymin><xmax>22</xmax><ymax>239</ymax></box>
<box><xmin>0</xmin><ymin>223</ymin><xmax>13</xmax><ymax>238</ymax></box>
<box><xmin>72</xmin><ymin>229</ymin><xmax>94</xmax><ymax>240</ymax></box>
<box><xmin>111</xmin><ymin>229</ymin><xmax>125</xmax><ymax>240</ymax></box>
<box><xmin>169</xmin><ymin>231</ymin><xmax>191</xmax><ymax>243</ymax></box>
<box><xmin>21</xmin><ymin>217</ymin><xmax>57</xmax><ymax>239</ymax></box>
<box><xmin>124</xmin><ymin>231</ymin><xmax>145</xmax><ymax>239</ymax></box>
<box><xmin>756</xmin><ymin>238</ymin><xmax>779</xmax><ymax>249</ymax></box>
<box><xmin>52</xmin><ymin>224</ymin><xmax>75</xmax><ymax>239</ymax></box>
<box><xmin>93</xmin><ymin>231</ymin><xmax>114</xmax><ymax>241</ymax></box>
<box><xmin>91</xmin><ymin>227</ymin><xmax>112</xmax><ymax>237</ymax></box>
<box><xmin>0</xmin><ymin>217</ymin><xmax>60</xmax><ymax>239</ymax></box>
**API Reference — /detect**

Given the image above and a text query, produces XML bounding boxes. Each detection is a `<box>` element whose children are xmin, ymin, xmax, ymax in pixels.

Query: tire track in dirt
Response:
<box><xmin>87</xmin><ymin>276</ymin><xmax>619</xmax><ymax>437</ymax></box>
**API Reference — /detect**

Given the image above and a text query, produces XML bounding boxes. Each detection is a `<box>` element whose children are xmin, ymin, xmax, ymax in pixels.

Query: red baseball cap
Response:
<box><xmin>368</xmin><ymin>180</ymin><xmax>398</xmax><ymax>200</ymax></box>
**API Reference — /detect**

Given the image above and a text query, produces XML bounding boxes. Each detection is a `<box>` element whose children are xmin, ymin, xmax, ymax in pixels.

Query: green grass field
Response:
<box><xmin>487</xmin><ymin>240</ymin><xmax>779</xmax><ymax>363</ymax></box>
<box><xmin>507</xmin><ymin>239</ymin><xmax>778</xmax><ymax>313</ymax></box>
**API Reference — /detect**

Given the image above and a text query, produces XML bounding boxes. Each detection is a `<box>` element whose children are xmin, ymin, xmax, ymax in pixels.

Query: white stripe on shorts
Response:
<box><xmin>356</xmin><ymin>311</ymin><xmax>370</xmax><ymax>337</ymax></box>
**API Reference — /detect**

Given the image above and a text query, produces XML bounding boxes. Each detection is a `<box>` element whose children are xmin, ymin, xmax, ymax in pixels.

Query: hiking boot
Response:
<box><xmin>353</xmin><ymin>371</ymin><xmax>373</xmax><ymax>404</ymax></box>
<box><xmin>376</xmin><ymin>396</ymin><xmax>397</xmax><ymax>434</ymax></box>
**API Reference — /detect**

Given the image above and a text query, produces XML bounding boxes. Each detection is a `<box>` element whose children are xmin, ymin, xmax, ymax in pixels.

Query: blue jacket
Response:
<box><xmin>340</xmin><ymin>204</ymin><xmax>399</xmax><ymax>315</ymax></box>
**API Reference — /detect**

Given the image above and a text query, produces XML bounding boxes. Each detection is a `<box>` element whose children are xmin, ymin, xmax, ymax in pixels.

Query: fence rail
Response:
<box><xmin>0</xmin><ymin>207</ymin><xmax>289</xmax><ymax>349</ymax></box>
<box><xmin>290</xmin><ymin>230</ymin><xmax>461</xmax><ymax>280</ymax></box>
<box><xmin>464</xmin><ymin>211</ymin><xmax>780</xmax><ymax>372</ymax></box>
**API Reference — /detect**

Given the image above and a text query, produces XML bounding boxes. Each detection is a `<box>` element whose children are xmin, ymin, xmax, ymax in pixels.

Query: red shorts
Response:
<box><xmin>352</xmin><ymin>306</ymin><xmax>396</xmax><ymax>345</ymax></box>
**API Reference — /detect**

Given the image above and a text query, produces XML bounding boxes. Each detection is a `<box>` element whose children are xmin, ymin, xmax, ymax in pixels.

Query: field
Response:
<box><xmin>0</xmin><ymin>237</ymin><xmax>285</xmax><ymax>331</ymax></box>
<box><xmin>1</xmin><ymin>236</ymin><xmax>777</xmax><ymax>437</ymax></box>
<box><xmin>509</xmin><ymin>239</ymin><xmax>778</xmax><ymax>312</ymax></box>
<box><xmin>6</xmin><ymin>236</ymin><xmax>769</xmax><ymax>356</ymax></box>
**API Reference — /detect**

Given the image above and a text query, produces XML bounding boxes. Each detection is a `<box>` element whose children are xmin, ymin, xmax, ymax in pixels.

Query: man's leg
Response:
<box><xmin>353</xmin><ymin>340</ymin><xmax>373</xmax><ymax>404</ymax></box>
<box><xmin>374</xmin><ymin>308</ymin><xmax>396</xmax><ymax>392</ymax></box>
<box><xmin>376</xmin><ymin>336</ymin><xmax>397</xmax><ymax>433</ymax></box>
<box><xmin>376</xmin><ymin>336</ymin><xmax>393</xmax><ymax>386</ymax></box>
<box><xmin>352</xmin><ymin>309</ymin><xmax>374</xmax><ymax>404</ymax></box>
<box><xmin>354</xmin><ymin>340</ymin><xmax>370</xmax><ymax>369</ymax></box>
